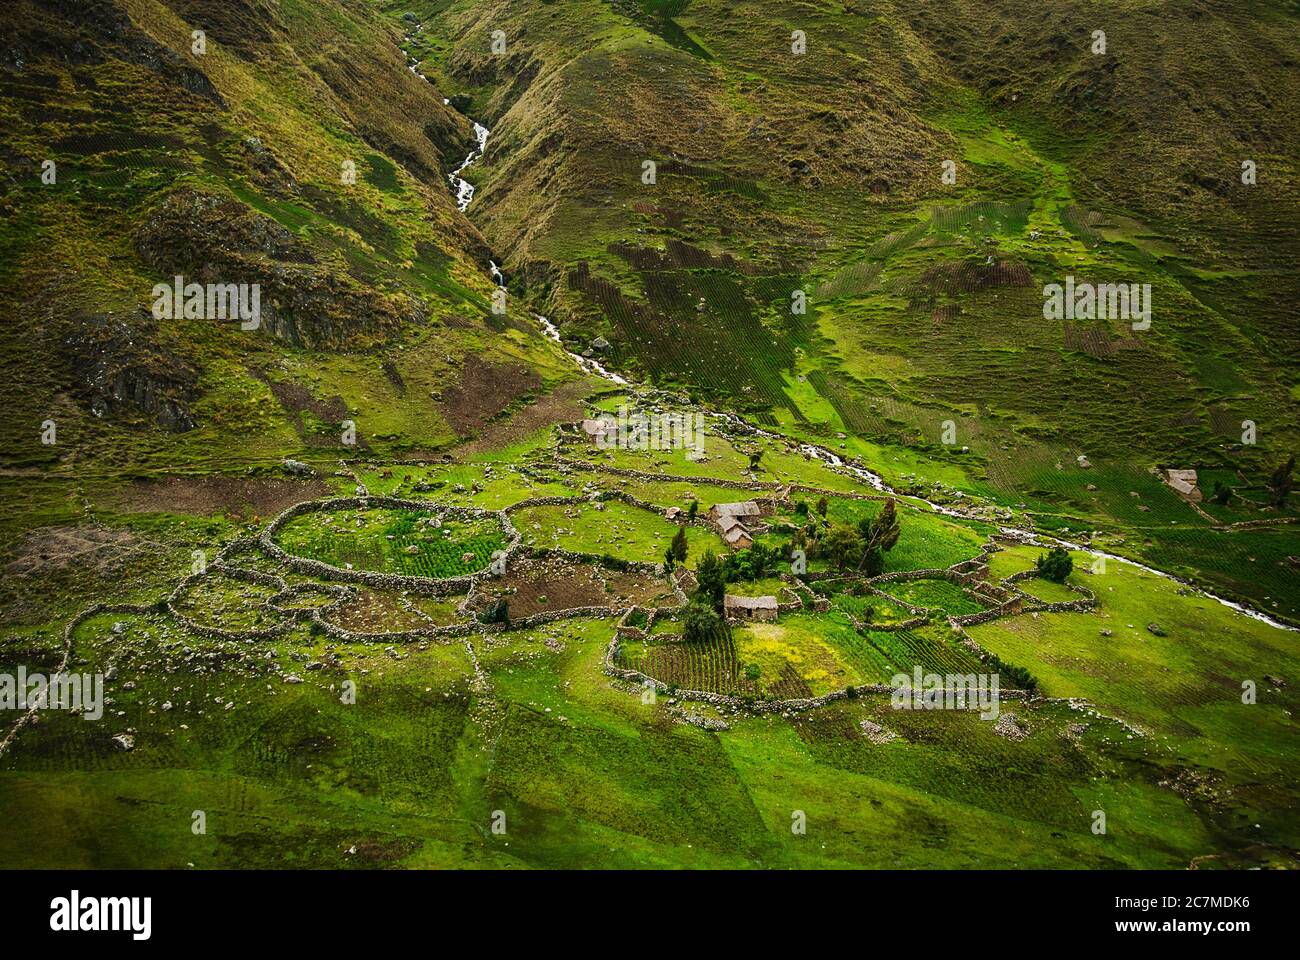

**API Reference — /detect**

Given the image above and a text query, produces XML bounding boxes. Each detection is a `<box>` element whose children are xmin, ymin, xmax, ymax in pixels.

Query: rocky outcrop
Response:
<box><xmin>61</xmin><ymin>310</ymin><xmax>199</xmax><ymax>431</ymax></box>
<box><xmin>134</xmin><ymin>188</ymin><xmax>426</xmax><ymax>350</ymax></box>
<box><xmin>4</xmin><ymin>0</ymin><xmax>226</xmax><ymax>106</ymax></box>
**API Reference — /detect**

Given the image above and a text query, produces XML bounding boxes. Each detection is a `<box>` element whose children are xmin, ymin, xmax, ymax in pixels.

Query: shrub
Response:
<box><xmin>985</xmin><ymin>651</ymin><xmax>1037</xmax><ymax>693</ymax></box>
<box><xmin>670</xmin><ymin>526</ymin><xmax>688</xmax><ymax>563</ymax></box>
<box><xmin>857</xmin><ymin>498</ymin><xmax>901</xmax><ymax>573</ymax></box>
<box><xmin>861</xmin><ymin>545</ymin><xmax>885</xmax><ymax>577</ymax></box>
<box><xmin>1035</xmin><ymin>546</ymin><xmax>1073</xmax><ymax>583</ymax></box>
<box><xmin>695</xmin><ymin>551</ymin><xmax>726</xmax><ymax>609</ymax></box>
<box><xmin>478</xmin><ymin>598</ymin><xmax>510</xmax><ymax>625</ymax></box>
<box><xmin>1268</xmin><ymin>455</ymin><xmax>1295</xmax><ymax>507</ymax></box>
<box><xmin>825</xmin><ymin>524</ymin><xmax>862</xmax><ymax>570</ymax></box>
<box><xmin>684</xmin><ymin>599</ymin><xmax>723</xmax><ymax>643</ymax></box>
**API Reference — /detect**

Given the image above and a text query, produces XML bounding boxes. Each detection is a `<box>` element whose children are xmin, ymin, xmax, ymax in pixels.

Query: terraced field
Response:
<box><xmin>275</xmin><ymin>507</ymin><xmax>506</xmax><ymax>578</ymax></box>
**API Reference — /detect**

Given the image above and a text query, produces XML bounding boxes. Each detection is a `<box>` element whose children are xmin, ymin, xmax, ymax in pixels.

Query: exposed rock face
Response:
<box><xmin>4</xmin><ymin>0</ymin><xmax>225</xmax><ymax>107</ymax></box>
<box><xmin>134</xmin><ymin>188</ymin><xmax>426</xmax><ymax>349</ymax></box>
<box><xmin>136</xmin><ymin>188</ymin><xmax>313</xmax><ymax>267</ymax></box>
<box><xmin>61</xmin><ymin>310</ymin><xmax>199</xmax><ymax>432</ymax></box>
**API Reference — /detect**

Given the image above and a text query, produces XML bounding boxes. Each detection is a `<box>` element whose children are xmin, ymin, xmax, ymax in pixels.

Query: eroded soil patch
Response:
<box><xmin>116</xmin><ymin>476</ymin><xmax>328</xmax><ymax>517</ymax></box>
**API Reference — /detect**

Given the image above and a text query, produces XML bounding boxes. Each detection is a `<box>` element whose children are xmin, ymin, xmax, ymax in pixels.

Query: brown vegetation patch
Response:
<box><xmin>905</xmin><ymin>258</ymin><xmax>1034</xmax><ymax>298</ymax></box>
<box><xmin>472</xmin><ymin>557</ymin><xmax>674</xmax><ymax>619</ymax></box>
<box><xmin>116</xmin><ymin>476</ymin><xmax>328</xmax><ymax>518</ymax></box>
<box><xmin>3</xmin><ymin>525</ymin><xmax>152</xmax><ymax>578</ymax></box>
<box><xmin>452</xmin><ymin>379</ymin><xmax>591</xmax><ymax>457</ymax></box>
<box><xmin>328</xmin><ymin>589</ymin><xmax>429</xmax><ymax>634</ymax></box>
<box><xmin>441</xmin><ymin>355</ymin><xmax>541</xmax><ymax>436</ymax></box>
<box><xmin>1062</xmin><ymin>322</ymin><xmax>1143</xmax><ymax>358</ymax></box>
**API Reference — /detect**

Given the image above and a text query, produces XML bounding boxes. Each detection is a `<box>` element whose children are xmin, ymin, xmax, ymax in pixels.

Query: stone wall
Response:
<box><xmin>259</xmin><ymin>495</ymin><xmax>519</xmax><ymax>596</ymax></box>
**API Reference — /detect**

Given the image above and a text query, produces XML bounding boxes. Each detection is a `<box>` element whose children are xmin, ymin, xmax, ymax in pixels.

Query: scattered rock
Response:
<box><xmin>859</xmin><ymin>718</ymin><xmax>897</xmax><ymax>744</ymax></box>
<box><xmin>993</xmin><ymin>713</ymin><xmax>1029</xmax><ymax>742</ymax></box>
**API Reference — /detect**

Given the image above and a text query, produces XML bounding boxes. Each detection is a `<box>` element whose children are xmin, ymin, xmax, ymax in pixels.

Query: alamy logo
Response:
<box><xmin>589</xmin><ymin>406</ymin><xmax>705</xmax><ymax>454</ymax></box>
<box><xmin>891</xmin><ymin>666</ymin><xmax>1000</xmax><ymax>720</ymax></box>
<box><xmin>0</xmin><ymin>668</ymin><xmax>103</xmax><ymax>720</ymax></box>
<box><xmin>1043</xmin><ymin>276</ymin><xmax>1151</xmax><ymax>330</ymax></box>
<box><xmin>152</xmin><ymin>275</ymin><xmax>261</xmax><ymax>330</ymax></box>
<box><xmin>50</xmin><ymin>891</ymin><xmax>151</xmax><ymax>940</ymax></box>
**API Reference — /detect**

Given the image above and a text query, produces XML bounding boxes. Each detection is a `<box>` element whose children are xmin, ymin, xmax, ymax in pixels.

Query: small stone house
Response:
<box><xmin>1161</xmin><ymin>468</ymin><xmax>1202</xmax><ymax>502</ymax></box>
<box><xmin>710</xmin><ymin>500</ymin><xmax>762</xmax><ymax>550</ymax></box>
<box><xmin>581</xmin><ymin>418</ymin><xmax>616</xmax><ymax>444</ymax></box>
<box><xmin>724</xmin><ymin>594</ymin><xmax>779</xmax><ymax>622</ymax></box>
<box><xmin>717</xmin><ymin>514</ymin><xmax>753</xmax><ymax>550</ymax></box>
<box><xmin>709</xmin><ymin>501</ymin><xmax>762</xmax><ymax>522</ymax></box>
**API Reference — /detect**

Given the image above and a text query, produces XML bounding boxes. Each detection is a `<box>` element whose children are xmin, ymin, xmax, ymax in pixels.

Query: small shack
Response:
<box><xmin>710</xmin><ymin>501</ymin><xmax>762</xmax><ymax>550</ymax></box>
<box><xmin>1160</xmin><ymin>468</ymin><xmax>1202</xmax><ymax>502</ymax></box>
<box><xmin>724</xmin><ymin>594</ymin><xmax>779</xmax><ymax>622</ymax></box>
<box><xmin>709</xmin><ymin>501</ymin><xmax>762</xmax><ymax>522</ymax></box>
<box><xmin>717</xmin><ymin>514</ymin><xmax>753</xmax><ymax>550</ymax></box>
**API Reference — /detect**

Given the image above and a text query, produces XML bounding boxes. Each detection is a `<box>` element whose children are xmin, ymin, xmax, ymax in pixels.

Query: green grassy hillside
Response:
<box><xmin>390</xmin><ymin>0</ymin><xmax>1299</xmax><ymax>612</ymax></box>
<box><xmin>0</xmin><ymin>0</ymin><xmax>585</xmax><ymax>476</ymax></box>
<box><xmin>0</xmin><ymin>0</ymin><xmax>1297</xmax><ymax>871</ymax></box>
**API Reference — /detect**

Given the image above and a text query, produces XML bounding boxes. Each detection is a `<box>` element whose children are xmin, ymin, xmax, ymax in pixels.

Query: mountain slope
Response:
<box><xmin>0</xmin><ymin>0</ymin><xmax>579</xmax><ymax>473</ymax></box>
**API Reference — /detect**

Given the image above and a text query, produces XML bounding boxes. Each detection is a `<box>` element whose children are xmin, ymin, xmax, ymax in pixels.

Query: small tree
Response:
<box><xmin>815</xmin><ymin>496</ymin><xmax>828</xmax><ymax>518</ymax></box>
<box><xmin>1035</xmin><ymin>546</ymin><xmax>1073</xmax><ymax>583</ymax></box>
<box><xmin>1211</xmin><ymin>480</ymin><xmax>1233</xmax><ymax>505</ymax></box>
<box><xmin>670</xmin><ymin>525</ymin><xmax>688</xmax><ymax>563</ymax></box>
<box><xmin>684</xmin><ymin>598</ymin><xmax>723</xmax><ymax>643</ymax></box>
<box><xmin>748</xmin><ymin>450</ymin><xmax>764</xmax><ymax>471</ymax></box>
<box><xmin>857</xmin><ymin>498</ymin><xmax>901</xmax><ymax>574</ymax></box>
<box><xmin>1268</xmin><ymin>455</ymin><xmax>1295</xmax><ymax>507</ymax></box>
<box><xmin>868</xmin><ymin>498</ymin><xmax>902</xmax><ymax>552</ymax></box>
<box><xmin>825</xmin><ymin>524</ymin><xmax>863</xmax><ymax>571</ymax></box>
<box><xmin>794</xmin><ymin>500</ymin><xmax>809</xmax><ymax>518</ymax></box>
<box><xmin>663</xmin><ymin>547</ymin><xmax>675</xmax><ymax>573</ymax></box>
<box><xmin>695</xmin><ymin>551</ymin><xmax>726</xmax><ymax>610</ymax></box>
<box><xmin>688</xmin><ymin>499</ymin><xmax>699</xmax><ymax>520</ymax></box>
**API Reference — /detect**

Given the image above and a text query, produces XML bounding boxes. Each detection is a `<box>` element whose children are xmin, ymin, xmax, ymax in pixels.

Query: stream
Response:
<box><xmin>403</xmin><ymin>21</ymin><xmax>489</xmax><ymax>213</ymax></box>
<box><xmin>443</xmin><ymin>104</ymin><xmax>1296</xmax><ymax>634</ymax></box>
